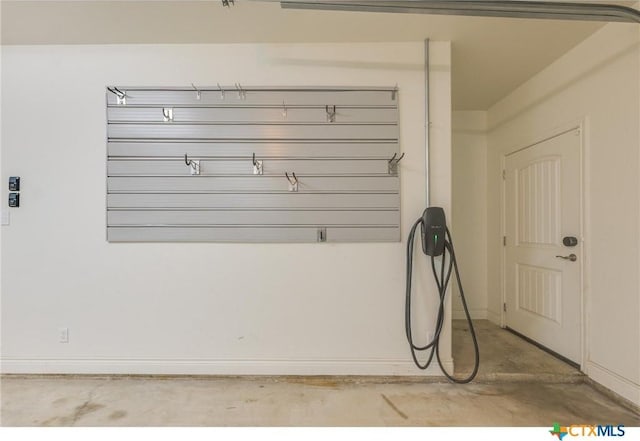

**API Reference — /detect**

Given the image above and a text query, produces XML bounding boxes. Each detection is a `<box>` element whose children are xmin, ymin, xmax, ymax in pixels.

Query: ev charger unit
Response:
<box><xmin>405</xmin><ymin>207</ymin><xmax>480</xmax><ymax>383</ymax></box>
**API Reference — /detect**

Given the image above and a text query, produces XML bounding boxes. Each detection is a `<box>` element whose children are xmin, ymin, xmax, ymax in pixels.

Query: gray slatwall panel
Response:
<box><xmin>106</xmin><ymin>87</ymin><xmax>401</xmax><ymax>243</ymax></box>
<box><xmin>108</xmin><ymin>176</ymin><xmax>399</xmax><ymax>193</ymax></box>
<box><xmin>107</xmin><ymin>123</ymin><xmax>398</xmax><ymax>140</ymax></box>
<box><xmin>107</xmin><ymin>227</ymin><xmax>399</xmax><ymax>243</ymax></box>
<box><xmin>326</xmin><ymin>227</ymin><xmax>400</xmax><ymax>242</ymax></box>
<box><xmin>107</xmin><ymin>89</ymin><xmax>396</xmax><ymax>107</ymax></box>
<box><xmin>107</xmin><ymin>193</ymin><xmax>400</xmax><ymax>209</ymax></box>
<box><xmin>107</xmin><ymin>210</ymin><xmax>399</xmax><ymax>227</ymax></box>
<box><xmin>108</xmin><ymin>159</ymin><xmax>389</xmax><ymax>176</ymax></box>
<box><xmin>108</xmin><ymin>227</ymin><xmax>316</xmax><ymax>242</ymax></box>
<box><xmin>108</xmin><ymin>107</ymin><xmax>398</xmax><ymax>124</ymax></box>
<box><xmin>108</xmin><ymin>142</ymin><xmax>399</xmax><ymax>159</ymax></box>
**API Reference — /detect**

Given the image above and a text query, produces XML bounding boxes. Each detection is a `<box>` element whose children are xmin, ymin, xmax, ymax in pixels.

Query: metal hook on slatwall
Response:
<box><xmin>191</xmin><ymin>83</ymin><xmax>202</xmax><ymax>100</ymax></box>
<box><xmin>388</xmin><ymin>153</ymin><xmax>406</xmax><ymax>164</ymax></box>
<box><xmin>326</xmin><ymin>105</ymin><xmax>336</xmax><ymax>123</ymax></box>
<box><xmin>252</xmin><ymin>153</ymin><xmax>263</xmax><ymax>175</ymax></box>
<box><xmin>388</xmin><ymin>152</ymin><xmax>405</xmax><ymax>175</ymax></box>
<box><xmin>162</xmin><ymin>107</ymin><xmax>174</xmax><ymax>122</ymax></box>
<box><xmin>235</xmin><ymin>83</ymin><xmax>246</xmax><ymax>100</ymax></box>
<box><xmin>107</xmin><ymin>87</ymin><xmax>127</xmax><ymax>105</ymax></box>
<box><xmin>184</xmin><ymin>154</ymin><xmax>200</xmax><ymax>175</ymax></box>
<box><xmin>285</xmin><ymin>172</ymin><xmax>298</xmax><ymax>192</ymax></box>
<box><xmin>392</xmin><ymin>84</ymin><xmax>399</xmax><ymax>101</ymax></box>
<box><xmin>282</xmin><ymin>101</ymin><xmax>287</xmax><ymax>118</ymax></box>
<box><xmin>285</xmin><ymin>172</ymin><xmax>298</xmax><ymax>184</ymax></box>
<box><xmin>217</xmin><ymin>83</ymin><xmax>225</xmax><ymax>100</ymax></box>
<box><xmin>107</xmin><ymin>87</ymin><xmax>126</xmax><ymax>99</ymax></box>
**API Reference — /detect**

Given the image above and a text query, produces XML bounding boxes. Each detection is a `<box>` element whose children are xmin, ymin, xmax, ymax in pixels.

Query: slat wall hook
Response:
<box><xmin>107</xmin><ymin>87</ymin><xmax>127</xmax><ymax>105</ymax></box>
<box><xmin>388</xmin><ymin>152</ymin><xmax>405</xmax><ymax>175</ymax></box>
<box><xmin>217</xmin><ymin>83</ymin><xmax>225</xmax><ymax>100</ymax></box>
<box><xmin>235</xmin><ymin>83</ymin><xmax>246</xmax><ymax>100</ymax></box>
<box><xmin>162</xmin><ymin>107</ymin><xmax>174</xmax><ymax>122</ymax></box>
<box><xmin>388</xmin><ymin>152</ymin><xmax>405</xmax><ymax>164</ymax></box>
<box><xmin>326</xmin><ymin>105</ymin><xmax>336</xmax><ymax>123</ymax></box>
<box><xmin>392</xmin><ymin>84</ymin><xmax>399</xmax><ymax>101</ymax></box>
<box><xmin>191</xmin><ymin>83</ymin><xmax>202</xmax><ymax>100</ymax></box>
<box><xmin>252</xmin><ymin>153</ymin><xmax>263</xmax><ymax>175</ymax></box>
<box><xmin>282</xmin><ymin>101</ymin><xmax>287</xmax><ymax>118</ymax></box>
<box><xmin>285</xmin><ymin>172</ymin><xmax>298</xmax><ymax>192</ymax></box>
<box><xmin>184</xmin><ymin>154</ymin><xmax>200</xmax><ymax>175</ymax></box>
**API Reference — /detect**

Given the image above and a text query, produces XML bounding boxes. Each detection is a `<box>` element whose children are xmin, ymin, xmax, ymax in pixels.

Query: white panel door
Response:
<box><xmin>505</xmin><ymin>129</ymin><xmax>582</xmax><ymax>363</ymax></box>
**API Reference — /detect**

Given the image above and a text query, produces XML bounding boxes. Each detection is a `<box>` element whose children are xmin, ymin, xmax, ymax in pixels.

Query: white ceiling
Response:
<box><xmin>3</xmin><ymin>0</ymin><xmax>635</xmax><ymax>110</ymax></box>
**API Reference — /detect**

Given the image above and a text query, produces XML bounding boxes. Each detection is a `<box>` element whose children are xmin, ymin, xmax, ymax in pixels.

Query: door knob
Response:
<box><xmin>556</xmin><ymin>254</ymin><xmax>577</xmax><ymax>262</ymax></box>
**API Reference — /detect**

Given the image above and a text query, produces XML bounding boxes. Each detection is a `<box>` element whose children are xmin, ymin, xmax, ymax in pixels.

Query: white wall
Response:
<box><xmin>452</xmin><ymin>111</ymin><xmax>487</xmax><ymax>320</ymax></box>
<box><xmin>0</xmin><ymin>42</ymin><xmax>453</xmax><ymax>375</ymax></box>
<box><xmin>486</xmin><ymin>24</ymin><xmax>640</xmax><ymax>405</ymax></box>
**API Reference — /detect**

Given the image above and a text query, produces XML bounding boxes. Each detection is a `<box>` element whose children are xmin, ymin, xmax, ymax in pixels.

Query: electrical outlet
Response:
<box><xmin>58</xmin><ymin>327</ymin><xmax>69</xmax><ymax>343</ymax></box>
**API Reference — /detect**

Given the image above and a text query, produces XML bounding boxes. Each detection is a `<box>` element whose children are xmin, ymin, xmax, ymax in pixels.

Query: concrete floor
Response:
<box><xmin>453</xmin><ymin>320</ymin><xmax>584</xmax><ymax>382</ymax></box>
<box><xmin>1</xmin><ymin>320</ymin><xmax>638</xmax><ymax>427</ymax></box>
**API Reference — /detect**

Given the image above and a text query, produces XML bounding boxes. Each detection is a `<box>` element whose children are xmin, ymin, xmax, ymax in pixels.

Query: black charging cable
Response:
<box><xmin>405</xmin><ymin>219</ymin><xmax>480</xmax><ymax>383</ymax></box>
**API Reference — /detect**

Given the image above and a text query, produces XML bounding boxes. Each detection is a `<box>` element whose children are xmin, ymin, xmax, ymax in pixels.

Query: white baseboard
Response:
<box><xmin>1</xmin><ymin>357</ymin><xmax>454</xmax><ymax>378</ymax></box>
<box><xmin>452</xmin><ymin>308</ymin><xmax>487</xmax><ymax>320</ymax></box>
<box><xmin>586</xmin><ymin>361</ymin><xmax>640</xmax><ymax>406</ymax></box>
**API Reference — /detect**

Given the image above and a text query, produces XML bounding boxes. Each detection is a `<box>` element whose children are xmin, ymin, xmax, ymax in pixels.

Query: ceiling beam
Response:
<box><xmin>279</xmin><ymin>1</ymin><xmax>640</xmax><ymax>23</ymax></box>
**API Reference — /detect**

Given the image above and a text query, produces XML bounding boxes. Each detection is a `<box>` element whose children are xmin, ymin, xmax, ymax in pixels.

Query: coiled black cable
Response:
<box><xmin>405</xmin><ymin>219</ymin><xmax>480</xmax><ymax>383</ymax></box>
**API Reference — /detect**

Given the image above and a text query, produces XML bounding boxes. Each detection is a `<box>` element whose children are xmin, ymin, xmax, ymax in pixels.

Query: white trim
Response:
<box><xmin>500</xmin><ymin>153</ymin><xmax>507</xmax><ymax>328</ymax></box>
<box><xmin>451</xmin><ymin>308</ymin><xmax>487</xmax><ymax>320</ymax></box>
<box><xmin>0</xmin><ymin>358</ymin><xmax>454</xmax><ymax>377</ymax></box>
<box><xmin>586</xmin><ymin>361</ymin><xmax>640</xmax><ymax>406</ymax></box>
<box><xmin>579</xmin><ymin>117</ymin><xmax>590</xmax><ymax>372</ymax></box>
<box><xmin>501</xmin><ymin>119</ymin><xmax>585</xmax><ymax>159</ymax></box>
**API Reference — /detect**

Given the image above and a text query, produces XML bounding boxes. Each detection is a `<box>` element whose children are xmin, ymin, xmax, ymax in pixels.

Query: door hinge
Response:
<box><xmin>502</xmin><ymin>170</ymin><xmax>506</xmax><ymax>180</ymax></box>
<box><xmin>503</xmin><ymin>303</ymin><xmax>507</xmax><ymax>312</ymax></box>
<box><xmin>503</xmin><ymin>236</ymin><xmax>507</xmax><ymax>246</ymax></box>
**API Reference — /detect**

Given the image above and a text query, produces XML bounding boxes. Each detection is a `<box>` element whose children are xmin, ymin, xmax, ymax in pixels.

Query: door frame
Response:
<box><xmin>500</xmin><ymin>118</ymin><xmax>588</xmax><ymax>370</ymax></box>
